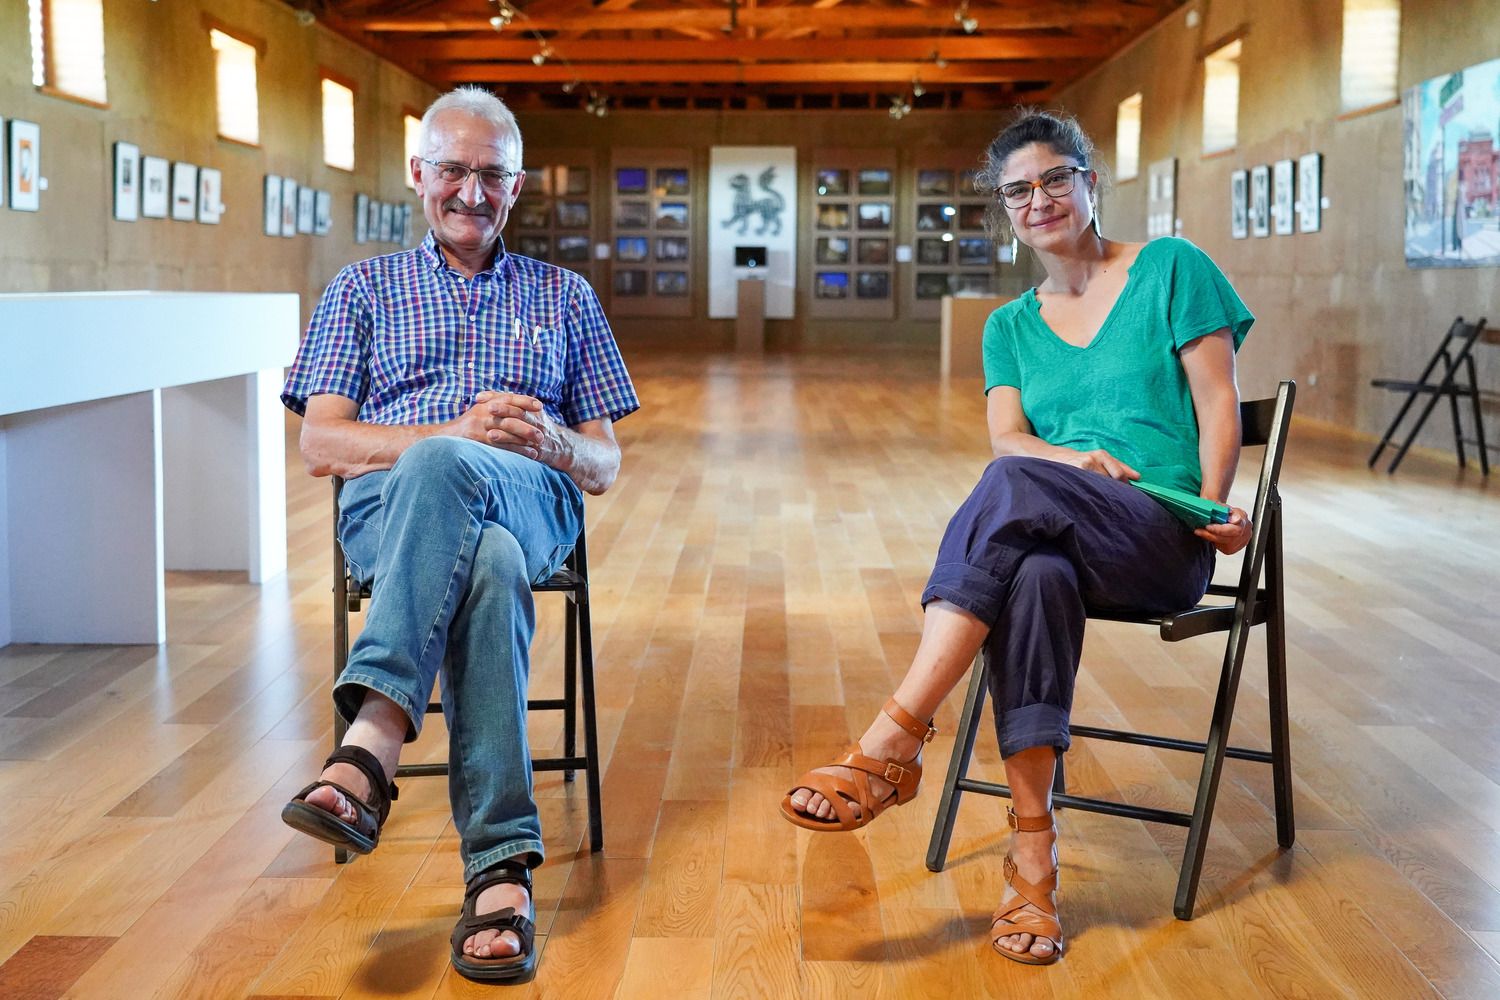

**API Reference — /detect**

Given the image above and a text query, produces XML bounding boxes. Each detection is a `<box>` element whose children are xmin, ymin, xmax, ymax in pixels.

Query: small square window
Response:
<box><xmin>1202</xmin><ymin>39</ymin><xmax>1242</xmax><ymax>155</ymax></box>
<box><xmin>29</xmin><ymin>0</ymin><xmax>108</xmax><ymax>105</ymax></box>
<box><xmin>211</xmin><ymin>30</ymin><xmax>259</xmax><ymax>145</ymax></box>
<box><xmin>1116</xmin><ymin>93</ymin><xmax>1142</xmax><ymax>181</ymax></box>
<box><xmin>1341</xmin><ymin>0</ymin><xmax>1400</xmax><ymax>113</ymax></box>
<box><xmin>322</xmin><ymin>77</ymin><xmax>356</xmax><ymax>171</ymax></box>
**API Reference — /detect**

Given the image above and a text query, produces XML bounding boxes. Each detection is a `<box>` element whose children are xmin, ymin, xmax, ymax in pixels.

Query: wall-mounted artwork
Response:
<box><xmin>280</xmin><ymin>177</ymin><xmax>297</xmax><ymax>237</ymax></box>
<box><xmin>1230</xmin><ymin>169</ymin><xmax>1248</xmax><ymax>239</ymax></box>
<box><xmin>142</xmin><ymin>157</ymin><xmax>169</xmax><ymax>219</ymax></box>
<box><xmin>314</xmin><ymin>190</ymin><xmax>332</xmax><ymax>236</ymax></box>
<box><xmin>354</xmin><ymin>192</ymin><xmax>369</xmax><ymax>243</ymax></box>
<box><xmin>1145</xmin><ymin>157</ymin><xmax>1177</xmax><ymax>240</ymax></box>
<box><xmin>1298</xmin><ymin>153</ymin><xmax>1322</xmax><ymax>234</ymax></box>
<box><xmin>296</xmin><ymin>187</ymin><xmax>315</xmax><ymax>234</ymax></box>
<box><xmin>197</xmin><ymin>167</ymin><xmax>222</xmax><ymax>224</ymax></box>
<box><xmin>378</xmin><ymin>202</ymin><xmax>393</xmax><ymax>242</ymax></box>
<box><xmin>1402</xmin><ymin>56</ymin><xmax>1500</xmax><ymax>267</ymax></box>
<box><xmin>113</xmin><ymin>142</ymin><xmax>140</xmax><ymax>222</ymax></box>
<box><xmin>8</xmin><ymin>119</ymin><xmax>41</xmax><ymax>212</ymax></box>
<box><xmin>857</xmin><ymin>169</ymin><xmax>892</xmax><ymax>195</ymax></box>
<box><xmin>264</xmin><ymin>176</ymin><xmax>282</xmax><ymax>235</ymax></box>
<box><xmin>171</xmin><ymin>162</ymin><xmax>198</xmax><ymax>222</ymax></box>
<box><xmin>815</xmin><ymin>168</ymin><xmax>848</xmax><ymax>195</ymax></box>
<box><xmin>366</xmin><ymin>198</ymin><xmax>380</xmax><ymax>243</ymax></box>
<box><xmin>1272</xmin><ymin>159</ymin><xmax>1294</xmax><ymax>236</ymax></box>
<box><xmin>1250</xmin><ymin>165</ymin><xmax>1270</xmax><ymax>238</ymax></box>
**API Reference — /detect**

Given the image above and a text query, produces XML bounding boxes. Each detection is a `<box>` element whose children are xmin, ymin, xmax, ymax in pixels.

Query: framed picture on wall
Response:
<box><xmin>857</xmin><ymin>202</ymin><xmax>892</xmax><ymax>230</ymax></box>
<box><xmin>815</xmin><ymin>168</ymin><xmax>849</xmax><ymax>196</ymax></box>
<box><xmin>556</xmin><ymin>200</ymin><xmax>590</xmax><ymax>228</ymax></box>
<box><xmin>113</xmin><ymin>141</ymin><xmax>140</xmax><ymax>222</ymax></box>
<box><xmin>297</xmin><ymin>187</ymin><xmax>315</xmax><ymax>233</ymax></box>
<box><xmin>1298</xmin><ymin>152</ymin><xmax>1322</xmax><ymax>233</ymax></box>
<box><xmin>314</xmin><ymin>190</ymin><xmax>332</xmax><ymax>236</ymax></box>
<box><xmin>917</xmin><ymin>237</ymin><xmax>950</xmax><ymax>265</ymax></box>
<box><xmin>557</xmin><ymin>235</ymin><xmax>590</xmax><ymax>263</ymax></box>
<box><xmin>655</xmin><ymin>168</ymin><xmax>689</xmax><ymax>195</ymax></box>
<box><xmin>958</xmin><ymin>170</ymin><xmax>982</xmax><ymax>196</ymax></box>
<box><xmin>171</xmin><ymin>162</ymin><xmax>198</xmax><ymax>222</ymax></box>
<box><xmin>378</xmin><ymin>203</ymin><xmax>393</xmax><ymax>242</ymax></box>
<box><xmin>857</xmin><ymin>169</ymin><xmax>891</xmax><ymax>195</ymax></box>
<box><xmin>957</xmin><ymin>238</ymin><xmax>990</xmax><ymax>266</ymax></box>
<box><xmin>519</xmin><ymin>236</ymin><xmax>551</xmax><ymax>260</ymax></box>
<box><xmin>517</xmin><ymin>201</ymin><xmax>550</xmax><ymax>229</ymax></box>
<box><xmin>656</xmin><ymin>236</ymin><xmax>689</xmax><ymax>261</ymax></box>
<box><xmin>654</xmin><ymin>270</ymin><xmax>688</xmax><ymax>296</ymax></box>
<box><xmin>815</xmin><ymin>272</ymin><xmax>849</xmax><ymax>299</ymax></box>
<box><xmin>615</xmin><ymin>167</ymin><xmax>648</xmax><ymax>194</ymax></box>
<box><xmin>143</xmin><ymin>157</ymin><xmax>170</xmax><ymax>219</ymax></box>
<box><xmin>281</xmin><ymin>177</ymin><xmax>298</xmax><ymax>237</ymax></box>
<box><xmin>561</xmin><ymin>166</ymin><xmax>591</xmax><ymax>195</ymax></box>
<box><xmin>197</xmin><ymin>167</ymin><xmax>222</xmax><ymax>224</ymax></box>
<box><xmin>1230</xmin><ymin>169</ymin><xmax>1248</xmax><ymax>239</ymax></box>
<box><xmin>355</xmin><ymin>192</ymin><xmax>369</xmax><ymax>242</ymax></box>
<box><xmin>857</xmin><ymin>238</ymin><xmax>890</xmax><ymax>264</ymax></box>
<box><xmin>916</xmin><ymin>203</ymin><xmax>950</xmax><ymax>232</ymax></box>
<box><xmin>366</xmin><ymin>199</ymin><xmax>381</xmax><ymax>242</ymax></box>
<box><xmin>614</xmin><ymin>268</ymin><xmax>648</xmax><ymax>296</ymax></box>
<box><xmin>615</xmin><ymin>200</ymin><xmax>650</xmax><ymax>229</ymax></box>
<box><xmin>1250</xmin><ymin>165</ymin><xmax>1270</xmax><ymax>238</ymax></box>
<box><xmin>656</xmin><ymin>202</ymin><xmax>688</xmax><ymax>229</ymax></box>
<box><xmin>615</xmin><ymin>236</ymin><xmax>649</xmax><ymax>262</ymax></box>
<box><xmin>7</xmin><ymin>119</ymin><xmax>41</xmax><ymax>212</ymax></box>
<box><xmin>1272</xmin><ymin>159</ymin><xmax>1295</xmax><ymax>236</ymax></box>
<box><xmin>264</xmin><ymin>175</ymin><xmax>282</xmax><ymax>235</ymax></box>
<box><xmin>915</xmin><ymin>272</ymin><xmax>951</xmax><ymax>299</ymax></box>
<box><xmin>816</xmin><ymin>236</ymin><xmax>850</xmax><ymax>265</ymax></box>
<box><xmin>856</xmin><ymin>271</ymin><xmax>890</xmax><ymax>299</ymax></box>
<box><xmin>917</xmin><ymin>169</ymin><xmax>954</xmax><ymax>196</ymax></box>
<box><xmin>816</xmin><ymin>203</ymin><xmax>850</xmax><ymax>229</ymax></box>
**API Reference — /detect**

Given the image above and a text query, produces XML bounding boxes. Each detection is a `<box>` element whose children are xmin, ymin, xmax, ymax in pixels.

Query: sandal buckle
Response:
<box><xmin>883</xmin><ymin>762</ymin><xmax>907</xmax><ymax>783</ymax></box>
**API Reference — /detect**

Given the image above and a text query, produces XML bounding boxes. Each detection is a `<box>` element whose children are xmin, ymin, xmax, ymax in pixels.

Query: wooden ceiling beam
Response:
<box><xmin>402</xmin><ymin>34</ymin><xmax>1117</xmax><ymax>61</ymax></box>
<box><xmin>433</xmin><ymin>59</ymin><xmax>1069</xmax><ymax>83</ymax></box>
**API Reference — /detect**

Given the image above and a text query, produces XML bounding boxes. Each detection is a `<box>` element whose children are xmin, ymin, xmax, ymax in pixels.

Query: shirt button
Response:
<box><xmin>467</xmin><ymin>362</ymin><xmax>475</xmax><ymax>369</ymax></box>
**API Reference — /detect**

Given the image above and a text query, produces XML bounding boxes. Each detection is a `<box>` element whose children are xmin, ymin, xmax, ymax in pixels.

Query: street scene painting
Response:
<box><xmin>1404</xmin><ymin>56</ymin><xmax>1500</xmax><ymax>267</ymax></box>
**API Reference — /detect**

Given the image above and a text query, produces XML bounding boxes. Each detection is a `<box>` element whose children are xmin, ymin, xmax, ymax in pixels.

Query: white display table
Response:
<box><xmin>0</xmin><ymin>291</ymin><xmax>299</xmax><ymax>645</ymax></box>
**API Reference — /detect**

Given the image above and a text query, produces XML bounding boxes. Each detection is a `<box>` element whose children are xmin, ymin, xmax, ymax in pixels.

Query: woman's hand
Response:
<box><xmin>1195</xmin><ymin>506</ymin><xmax>1252</xmax><ymax>555</ymax></box>
<box><xmin>1057</xmin><ymin>448</ymin><xmax>1140</xmax><ymax>482</ymax></box>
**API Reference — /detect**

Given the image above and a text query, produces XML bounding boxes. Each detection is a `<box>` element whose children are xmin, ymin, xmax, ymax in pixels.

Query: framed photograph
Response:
<box><xmin>561</xmin><ymin>165</ymin><xmax>590</xmax><ymax>195</ymax></box>
<box><xmin>856</xmin><ymin>271</ymin><xmax>890</xmax><ymax>300</ymax></box>
<box><xmin>615</xmin><ymin>235</ymin><xmax>649</xmax><ymax>262</ymax></box>
<box><xmin>557</xmin><ymin>235</ymin><xmax>591</xmax><ymax>262</ymax></box>
<box><xmin>816</xmin><ymin>203</ymin><xmax>850</xmax><ymax>229</ymax></box>
<box><xmin>958</xmin><ymin>170</ymin><xmax>982</xmax><ymax>196</ymax></box>
<box><xmin>516</xmin><ymin>200</ymin><xmax>549</xmax><ymax>229</ymax></box>
<box><xmin>378</xmin><ymin>202</ymin><xmax>393</xmax><ymax>242</ymax></box>
<box><xmin>295</xmin><ymin>187</ymin><xmax>314</xmax><ymax>233</ymax></box>
<box><xmin>314</xmin><ymin>190</ymin><xmax>332</xmax><ymax>236</ymax></box>
<box><xmin>615</xmin><ymin>167</ymin><xmax>648</xmax><ymax>194</ymax></box>
<box><xmin>519</xmin><ymin>235</ymin><xmax>550</xmax><ymax>260</ymax></box>
<box><xmin>655</xmin><ymin>168</ymin><xmax>689</xmax><ymax>195</ymax></box>
<box><xmin>142</xmin><ymin>157</ymin><xmax>170</xmax><ymax>219</ymax></box>
<box><xmin>857</xmin><ymin>202</ymin><xmax>891</xmax><ymax>230</ymax></box>
<box><xmin>955</xmin><ymin>273</ymin><xmax>993</xmax><ymax>296</ymax></box>
<box><xmin>958</xmin><ymin>204</ymin><xmax>987</xmax><ymax>231</ymax></box>
<box><xmin>815</xmin><ymin>271</ymin><xmax>849</xmax><ymax>299</ymax></box>
<box><xmin>656</xmin><ymin>236</ymin><xmax>689</xmax><ymax>261</ymax></box>
<box><xmin>815</xmin><ymin>168</ymin><xmax>849</xmax><ymax>196</ymax></box>
<box><xmin>1250</xmin><ymin>165</ymin><xmax>1270</xmax><ymax>238</ymax></box>
<box><xmin>815</xmin><ymin>236</ymin><xmax>850</xmax><ymax>265</ymax></box>
<box><xmin>1272</xmin><ymin>159</ymin><xmax>1295</xmax><ymax>236</ymax></box>
<box><xmin>197</xmin><ymin>167</ymin><xmax>222</xmax><ymax>225</ymax></box>
<box><xmin>957</xmin><ymin>237</ymin><xmax>991</xmax><ymax>267</ymax></box>
<box><xmin>281</xmin><ymin>177</ymin><xmax>298</xmax><ymax>237</ymax></box>
<box><xmin>917</xmin><ymin>237</ymin><xmax>950</xmax><ymax>265</ymax></box>
<box><xmin>654</xmin><ymin>270</ymin><xmax>689</xmax><ymax>296</ymax></box>
<box><xmin>264</xmin><ymin>175</ymin><xmax>282</xmax><ymax>235</ymax></box>
<box><xmin>1298</xmin><ymin>152</ymin><xmax>1322</xmax><ymax>234</ymax></box>
<box><xmin>7</xmin><ymin>119</ymin><xmax>40</xmax><ymax>212</ymax></box>
<box><xmin>1230</xmin><ymin>169</ymin><xmax>1247</xmax><ymax>239</ymax></box>
<box><xmin>615</xmin><ymin>200</ymin><xmax>651</xmax><ymax>228</ymax></box>
<box><xmin>366</xmin><ymin>199</ymin><xmax>380</xmax><ymax>242</ymax></box>
<box><xmin>857</xmin><ymin>237</ymin><xmax>890</xmax><ymax>264</ymax></box>
<box><xmin>354</xmin><ymin>192</ymin><xmax>369</xmax><ymax>243</ymax></box>
<box><xmin>171</xmin><ymin>162</ymin><xmax>199</xmax><ymax>222</ymax></box>
<box><xmin>556</xmin><ymin>200</ymin><xmax>590</xmax><ymax>228</ymax></box>
<box><xmin>916</xmin><ymin>203</ymin><xmax>951</xmax><ymax>231</ymax></box>
<box><xmin>401</xmin><ymin>204</ymin><xmax>414</xmax><ymax>243</ymax></box>
<box><xmin>614</xmin><ymin>268</ymin><xmax>648</xmax><ymax>296</ymax></box>
<box><xmin>857</xmin><ymin>168</ymin><xmax>892</xmax><ymax>195</ymax></box>
<box><xmin>656</xmin><ymin>202</ymin><xmax>688</xmax><ymax>229</ymax></box>
<box><xmin>915</xmin><ymin>272</ymin><xmax>952</xmax><ymax>300</ymax></box>
<box><xmin>113</xmin><ymin>141</ymin><xmax>140</xmax><ymax>221</ymax></box>
<box><xmin>918</xmin><ymin>169</ymin><xmax>954</xmax><ymax>196</ymax></box>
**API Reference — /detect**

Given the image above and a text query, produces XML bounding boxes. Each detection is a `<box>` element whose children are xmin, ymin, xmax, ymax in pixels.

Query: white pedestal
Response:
<box><xmin>0</xmin><ymin>292</ymin><xmax>299</xmax><ymax>645</ymax></box>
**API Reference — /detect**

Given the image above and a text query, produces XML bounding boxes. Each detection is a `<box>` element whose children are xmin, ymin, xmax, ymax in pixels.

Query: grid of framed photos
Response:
<box><xmin>809</xmin><ymin>150</ymin><xmax>896</xmax><ymax>320</ymax></box>
<box><xmin>911</xmin><ymin>162</ymin><xmax>997</xmax><ymax>320</ymax></box>
<box><xmin>610</xmin><ymin>149</ymin><xmax>692</xmax><ymax>317</ymax></box>
<box><xmin>509</xmin><ymin>155</ymin><xmax>596</xmax><ymax>283</ymax></box>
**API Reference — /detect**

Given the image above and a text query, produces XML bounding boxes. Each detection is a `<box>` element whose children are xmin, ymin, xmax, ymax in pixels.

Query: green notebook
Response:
<box><xmin>1130</xmin><ymin>480</ymin><xmax>1231</xmax><ymax>530</ymax></box>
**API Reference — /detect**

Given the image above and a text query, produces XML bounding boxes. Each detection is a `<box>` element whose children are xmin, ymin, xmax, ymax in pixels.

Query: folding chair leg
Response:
<box><xmin>1264</xmin><ymin>510</ymin><xmax>1295</xmax><ymax>849</ymax></box>
<box><xmin>1466</xmin><ymin>356</ymin><xmax>1490</xmax><ymax>476</ymax></box>
<box><xmin>1388</xmin><ymin>388</ymin><xmax>1451</xmax><ymax>474</ymax></box>
<box><xmin>1447</xmin><ymin>382</ymin><xmax>1468</xmax><ymax>469</ymax></box>
<box><xmin>1368</xmin><ymin>389</ymin><xmax>1421</xmax><ymax>468</ymax></box>
<box><xmin>577</xmin><ymin>596</ymin><xmax>604</xmax><ymax>854</ymax></box>
<box><xmin>925</xmin><ymin>653</ymin><xmax>989</xmax><ymax>873</ymax></box>
<box><xmin>563</xmin><ymin>599</ymin><xmax>578</xmax><ymax>782</ymax></box>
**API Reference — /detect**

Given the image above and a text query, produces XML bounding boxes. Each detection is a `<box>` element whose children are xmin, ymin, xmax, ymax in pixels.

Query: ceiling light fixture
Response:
<box><xmin>888</xmin><ymin>96</ymin><xmax>912</xmax><ymax>119</ymax></box>
<box><xmin>953</xmin><ymin>2</ymin><xmax>978</xmax><ymax>33</ymax></box>
<box><xmin>911</xmin><ymin>78</ymin><xmax>926</xmax><ymax>98</ymax></box>
<box><xmin>532</xmin><ymin>43</ymin><xmax>553</xmax><ymax>66</ymax></box>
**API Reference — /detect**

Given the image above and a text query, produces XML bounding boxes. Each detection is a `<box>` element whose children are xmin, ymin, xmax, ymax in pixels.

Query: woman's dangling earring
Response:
<box><xmin>1009</xmin><ymin>234</ymin><xmax>1019</xmax><ymax>262</ymax></box>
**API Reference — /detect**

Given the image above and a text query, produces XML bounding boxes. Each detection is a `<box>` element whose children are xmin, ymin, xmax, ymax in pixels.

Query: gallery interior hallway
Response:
<box><xmin>1</xmin><ymin>351</ymin><xmax>1497</xmax><ymax>999</ymax></box>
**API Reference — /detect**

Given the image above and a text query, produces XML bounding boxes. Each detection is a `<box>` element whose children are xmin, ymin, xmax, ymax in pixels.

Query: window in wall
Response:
<box><xmin>404</xmin><ymin>113</ymin><xmax>422</xmax><ymax>189</ymax></box>
<box><xmin>1341</xmin><ymin>0</ymin><xmax>1400</xmax><ymax>113</ymax></box>
<box><xmin>211</xmin><ymin>29</ymin><xmax>259</xmax><ymax>145</ymax></box>
<box><xmin>322</xmin><ymin>76</ymin><xmax>356</xmax><ymax>171</ymax></box>
<box><xmin>1202</xmin><ymin>39</ymin><xmax>1241</xmax><ymax>155</ymax></box>
<box><xmin>28</xmin><ymin>0</ymin><xmax>108</xmax><ymax>105</ymax></box>
<box><xmin>1116</xmin><ymin>93</ymin><xmax>1142</xmax><ymax>181</ymax></box>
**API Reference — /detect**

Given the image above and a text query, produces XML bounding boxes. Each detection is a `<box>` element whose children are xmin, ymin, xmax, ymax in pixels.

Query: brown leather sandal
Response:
<box><xmin>450</xmin><ymin>860</ymin><xmax>537</xmax><ymax>984</ymax></box>
<box><xmin>990</xmin><ymin>806</ymin><xmax>1064</xmax><ymax>966</ymax></box>
<box><xmin>779</xmin><ymin>698</ymin><xmax>936</xmax><ymax>832</ymax></box>
<box><xmin>280</xmin><ymin>744</ymin><xmax>397</xmax><ymax>856</ymax></box>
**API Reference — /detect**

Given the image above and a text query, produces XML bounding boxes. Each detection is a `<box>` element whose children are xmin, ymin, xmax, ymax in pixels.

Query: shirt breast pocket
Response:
<box><xmin>522</xmin><ymin>317</ymin><xmax>567</xmax><ymax>394</ymax></box>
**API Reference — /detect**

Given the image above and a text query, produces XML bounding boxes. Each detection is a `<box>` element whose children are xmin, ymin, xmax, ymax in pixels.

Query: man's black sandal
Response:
<box><xmin>280</xmin><ymin>744</ymin><xmax>397</xmax><ymax>855</ymax></box>
<box><xmin>450</xmin><ymin>860</ymin><xmax>538</xmax><ymax>984</ymax></box>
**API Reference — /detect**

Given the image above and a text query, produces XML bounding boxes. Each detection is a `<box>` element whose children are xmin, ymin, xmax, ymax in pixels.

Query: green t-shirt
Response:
<box><xmin>982</xmin><ymin>237</ymin><xmax>1253</xmax><ymax>495</ymax></box>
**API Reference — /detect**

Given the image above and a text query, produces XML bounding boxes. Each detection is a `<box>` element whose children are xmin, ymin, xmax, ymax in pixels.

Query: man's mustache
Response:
<box><xmin>443</xmin><ymin>198</ymin><xmax>494</xmax><ymax>216</ymax></box>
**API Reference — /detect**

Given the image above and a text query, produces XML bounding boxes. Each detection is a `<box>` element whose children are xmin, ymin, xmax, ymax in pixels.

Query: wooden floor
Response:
<box><xmin>2</xmin><ymin>352</ymin><xmax>1499</xmax><ymax>999</ymax></box>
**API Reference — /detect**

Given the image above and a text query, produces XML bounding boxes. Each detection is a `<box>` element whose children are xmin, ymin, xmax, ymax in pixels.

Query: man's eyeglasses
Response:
<box><xmin>419</xmin><ymin>158</ymin><xmax>521</xmax><ymax>191</ymax></box>
<box><xmin>996</xmin><ymin>166</ymin><xmax>1088</xmax><ymax>209</ymax></box>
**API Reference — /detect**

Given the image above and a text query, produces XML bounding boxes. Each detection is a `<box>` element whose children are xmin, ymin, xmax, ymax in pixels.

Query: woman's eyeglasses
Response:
<box><xmin>996</xmin><ymin>166</ymin><xmax>1087</xmax><ymax>209</ymax></box>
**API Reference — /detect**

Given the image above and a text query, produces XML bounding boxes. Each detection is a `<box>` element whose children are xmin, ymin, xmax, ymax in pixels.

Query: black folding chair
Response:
<box><xmin>330</xmin><ymin>476</ymin><xmax>604</xmax><ymax>864</ymax></box>
<box><xmin>926</xmin><ymin>381</ymin><xmax>1297</xmax><ymax>920</ymax></box>
<box><xmin>1368</xmin><ymin>316</ymin><xmax>1490</xmax><ymax>475</ymax></box>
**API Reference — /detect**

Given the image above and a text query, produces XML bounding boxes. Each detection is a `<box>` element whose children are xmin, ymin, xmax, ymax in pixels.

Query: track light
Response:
<box><xmin>489</xmin><ymin>15</ymin><xmax>505</xmax><ymax>29</ymax></box>
<box><xmin>953</xmin><ymin>2</ymin><xmax>978</xmax><ymax>33</ymax></box>
<box><xmin>911</xmin><ymin>78</ymin><xmax>925</xmax><ymax>98</ymax></box>
<box><xmin>562</xmin><ymin>80</ymin><xmax>578</xmax><ymax>94</ymax></box>
<box><xmin>888</xmin><ymin>96</ymin><xmax>911</xmax><ymax>119</ymax></box>
<box><xmin>532</xmin><ymin>44</ymin><xmax>552</xmax><ymax>66</ymax></box>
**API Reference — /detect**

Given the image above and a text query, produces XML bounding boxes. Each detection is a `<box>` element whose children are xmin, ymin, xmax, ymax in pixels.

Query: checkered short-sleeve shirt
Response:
<box><xmin>282</xmin><ymin>232</ymin><xmax>639</xmax><ymax>429</ymax></box>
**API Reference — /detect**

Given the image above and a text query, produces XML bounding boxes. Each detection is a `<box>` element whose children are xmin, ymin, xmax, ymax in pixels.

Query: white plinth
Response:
<box><xmin>0</xmin><ymin>291</ymin><xmax>299</xmax><ymax>645</ymax></box>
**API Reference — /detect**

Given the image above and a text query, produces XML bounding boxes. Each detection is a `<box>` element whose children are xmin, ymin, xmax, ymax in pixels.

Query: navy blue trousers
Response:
<box><xmin>921</xmin><ymin>457</ymin><xmax>1214</xmax><ymax>758</ymax></box>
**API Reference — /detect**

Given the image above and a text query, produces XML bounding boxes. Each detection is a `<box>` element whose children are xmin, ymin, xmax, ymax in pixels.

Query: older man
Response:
<box><xmin>279</xmin><ymin>87</ymin><xmax>637</xmax><ymax>984</ymax></box>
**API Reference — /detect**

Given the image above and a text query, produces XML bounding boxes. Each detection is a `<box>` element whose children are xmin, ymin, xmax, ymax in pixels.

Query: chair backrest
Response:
<box><xmin>1233</xmin><ymin>380</ymin><xmax>1296</xmax><ymax>600</ymax></box>
<box><xmin>1421</xmin><ymin>317</ymin><xmax>1488</xmax><ymax>386</ymax></box>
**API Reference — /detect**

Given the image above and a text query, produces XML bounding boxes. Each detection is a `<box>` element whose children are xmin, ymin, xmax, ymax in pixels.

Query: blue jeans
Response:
<box><xmin>335</xmin><ymin>436</ymin><xmax>583</xmax><ymax>878</ymax></box>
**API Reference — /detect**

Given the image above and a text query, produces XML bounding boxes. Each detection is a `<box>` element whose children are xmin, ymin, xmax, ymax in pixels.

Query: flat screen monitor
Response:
<box><xmin>735</xmin><ymin>245</ymin><xmax>767</xmax><ymax>268</ymax></box>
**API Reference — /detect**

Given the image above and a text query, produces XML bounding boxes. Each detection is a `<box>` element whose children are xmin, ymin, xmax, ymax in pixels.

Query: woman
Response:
<box><xmin>780</xmin><ymin>110</ymin><xmax>1254</xmax><ymax>966</ymax></box>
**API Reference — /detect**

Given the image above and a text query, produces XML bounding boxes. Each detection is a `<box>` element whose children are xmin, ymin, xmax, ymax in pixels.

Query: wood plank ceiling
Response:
<box><xmin>293</xmin><ymin>0</ymin><xmax>1187</xmax><ymax>111</ymax></box>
